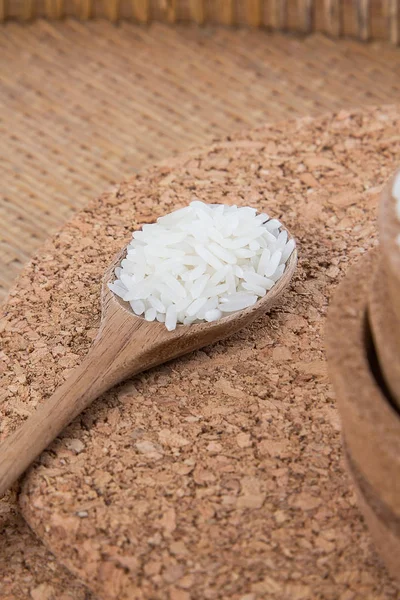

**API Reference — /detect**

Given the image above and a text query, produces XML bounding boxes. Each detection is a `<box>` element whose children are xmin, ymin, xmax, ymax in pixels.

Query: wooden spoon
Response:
<box><xmin>0</xmin><ymin>246</ymin><xmax>297</xmax><ymax>496</ymax></box>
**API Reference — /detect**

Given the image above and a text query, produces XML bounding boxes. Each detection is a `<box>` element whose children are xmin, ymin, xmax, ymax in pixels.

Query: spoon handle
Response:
<box><xmin>0</xmin><ymin>344</ymin><xmax>116</xmax><ymax>496</ymax></box>
<box><xmin>0</xmin><ymin>294</ymin><xmax>159</xmax><ymax>496</ymax></box>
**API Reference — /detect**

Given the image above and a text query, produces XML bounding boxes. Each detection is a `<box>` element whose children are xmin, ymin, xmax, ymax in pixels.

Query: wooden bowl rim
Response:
<box><xmin>326</xmin><ymin>249</ymin><xmax>400</xmax><ymax>454</ymax></box>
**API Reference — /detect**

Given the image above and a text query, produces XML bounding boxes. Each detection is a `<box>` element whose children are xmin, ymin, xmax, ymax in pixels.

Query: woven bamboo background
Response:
<box><xmin>1</xmin><ymin>1</ymin><xmax>400</xmax><ymax>44</ymax></box>
<box><xmin>1</xmin><ymin>19</ymin><xmax>400</xmax><ymax>301</ymax></box>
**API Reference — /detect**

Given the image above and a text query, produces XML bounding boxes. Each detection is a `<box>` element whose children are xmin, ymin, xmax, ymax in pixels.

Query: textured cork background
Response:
<box><xmin>1</xmin><ymin>106</ymin><xmax>400</xmax><ymax>599</ymax></box>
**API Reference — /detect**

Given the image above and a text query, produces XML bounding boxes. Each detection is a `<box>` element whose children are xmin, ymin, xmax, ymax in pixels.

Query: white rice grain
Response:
<box><xmin>205</xmin><ymin>308</ymin><xmax>223</xmax><ymax>322</ymax></box>
<box><xmin>187</xmin><ymin>297</ymin><xmax>208</xmax><ymax>317</ymax></box>
<box><xmin>219</xmin><ymin>294</ymin><xmax>258</xmax><ymax>312</ymax></box>
<box><xmin>131</xmin><ymin>300</ymin><xmax>145</xmax><ymax>315</ymax></box>
<box><xmin>165</xmin><ymin>305</ymin><xmax>177</xmax><ymax>331</ymax></box>
<box><xmin>145</xmin><ymin>307</ymin><xmax>157</xmax><ymax>322</ymax></box>
<box><xmin>264</xmin><ymin>250</ymin><xmax>282</xmax><ymax>277</ymax></box>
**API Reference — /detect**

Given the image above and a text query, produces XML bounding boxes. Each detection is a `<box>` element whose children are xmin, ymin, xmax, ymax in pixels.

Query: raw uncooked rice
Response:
<box><xmin>109</xmin><ymin>201</ymin><xmax>296</xmax><ymax>330</ymax></box>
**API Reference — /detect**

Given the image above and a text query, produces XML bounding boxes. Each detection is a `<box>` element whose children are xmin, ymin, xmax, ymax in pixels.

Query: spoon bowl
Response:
<box><xmin>0</xmin><ymin>240</ymin><xmax>297</xmax><ymax>496</ymax></box>
<box><xmin>102</xmin><ymin>245</ymin><xmax>297</xmax><ymax>378</ymax></box>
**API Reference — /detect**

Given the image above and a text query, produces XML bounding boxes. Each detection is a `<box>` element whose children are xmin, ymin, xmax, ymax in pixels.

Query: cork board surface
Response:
<box><xmin>0</xmin><ymin>493</ymin><xmax>91</xmax><ymax>600</ymax></box>
<box><xmin>1</xmin><ymin>106</ymin><xmax>400</xmax><ymax>599</ymax></box>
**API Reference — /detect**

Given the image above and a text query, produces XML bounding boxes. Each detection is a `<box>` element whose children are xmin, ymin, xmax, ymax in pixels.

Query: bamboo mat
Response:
<box><xmin>1</xmin><ymin>21</ymin><xmax>400</xmax><ymax>302</ymax></box>
<box><xmin>2</xmin><ymin>1</ymin><xmax>400</xmax><ymax>46</ymax></box>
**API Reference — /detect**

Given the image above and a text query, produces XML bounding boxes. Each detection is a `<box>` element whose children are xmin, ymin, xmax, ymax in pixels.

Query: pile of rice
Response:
<box><xmin>109</xmin><ymin>201</ymin><xmax>296</xmax><ymax>331</ymax></box>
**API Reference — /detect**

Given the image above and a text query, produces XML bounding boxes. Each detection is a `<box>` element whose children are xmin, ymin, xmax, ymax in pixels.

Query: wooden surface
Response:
<box><xmin>2</xmin><ymin>22</ymin><xmax>400</xmax><ymax>302</ymax></box>
<box><xmin>2</xmin><ymin>106</ymin><xmax>400</xmax><ymax>599</ymax></box>
<box><xmin>327</xmin><ymin>249</ymin><xmax>400</xmax><ymax>582</ymax></box>
<box><xmin>0</xmin><ymin>245</ymin><xmax>296</xmax><ymax>496</ymax></box>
